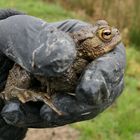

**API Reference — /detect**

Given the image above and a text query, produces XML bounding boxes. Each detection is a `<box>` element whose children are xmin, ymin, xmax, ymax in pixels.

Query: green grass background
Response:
<box><xmin>0</xmin><ymin>0</ymin><xmax>140</xmax><ymax>140</ymax></box>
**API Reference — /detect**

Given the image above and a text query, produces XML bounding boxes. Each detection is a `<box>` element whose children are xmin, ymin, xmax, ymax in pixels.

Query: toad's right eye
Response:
<box><xmin>98</xmin><ymin>28</ymin><xmax>113</xmax><ymax>41</ymax></box>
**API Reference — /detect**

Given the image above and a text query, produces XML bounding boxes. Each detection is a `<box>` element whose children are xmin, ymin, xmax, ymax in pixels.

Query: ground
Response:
<box><xmin>24</xmin><ymin>126</ymin><xmax>80</xmax><ymax>140</ymax></box>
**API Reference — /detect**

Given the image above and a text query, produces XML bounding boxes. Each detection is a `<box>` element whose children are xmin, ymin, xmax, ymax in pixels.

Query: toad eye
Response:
<box><xmin>99</xmin><ymin>28</ymin><xmax>112</xmax><ymax>41</ymax></box>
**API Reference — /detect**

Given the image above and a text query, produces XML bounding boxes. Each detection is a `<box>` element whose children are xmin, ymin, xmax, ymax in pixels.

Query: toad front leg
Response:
<box><xmin>0</xmin><ymin>64</ymin><xmax>62</xmax><ymax>115</ymax></box>
<box><xmin>1</xmin><ymin>87</ymin><xmax>62</xmax><ymax>115</ymax></box>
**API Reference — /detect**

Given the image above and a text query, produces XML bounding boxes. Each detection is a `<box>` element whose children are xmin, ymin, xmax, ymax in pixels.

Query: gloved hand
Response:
<box><xmin>0</xmin><ymin>10</ymin><xmax>126</xmax><ymax>128</ymax></box>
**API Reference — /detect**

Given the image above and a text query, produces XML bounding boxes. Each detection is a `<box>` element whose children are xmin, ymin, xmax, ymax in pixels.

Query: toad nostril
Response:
<box><xmin>115</xmin><ymin>29</ymin><xmax>120</xmax><ymax>34</ymax></box>
<box><xmin>117</xmin><ymin>30</ymin><xmax>119</xmax><ymax>33</ymax></box>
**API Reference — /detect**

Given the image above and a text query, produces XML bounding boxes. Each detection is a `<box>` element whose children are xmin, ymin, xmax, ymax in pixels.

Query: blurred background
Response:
<box><xmin>0</xmin><ymin>0</ymin><xmax>140</xmax><ymax>140</ymax></box>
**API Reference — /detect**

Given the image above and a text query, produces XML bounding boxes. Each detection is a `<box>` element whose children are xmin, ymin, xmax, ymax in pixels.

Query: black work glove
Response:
<box><xmin>0</xmin><ymin>12</ymin><xmax>126</xmax><ymax>128</ymax></box>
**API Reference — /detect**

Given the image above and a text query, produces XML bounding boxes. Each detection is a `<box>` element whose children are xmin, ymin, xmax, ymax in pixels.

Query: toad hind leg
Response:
<box><xmin>0</xmin><ymin>87</ymin><xmax>63</xmax><ymax>116</ymax></box>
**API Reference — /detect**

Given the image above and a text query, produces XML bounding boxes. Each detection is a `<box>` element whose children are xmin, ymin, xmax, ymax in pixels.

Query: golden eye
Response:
<box><xmin>98</xmin><ymin>28</ymin><xmax>112</xmax><ymax>41</ymax></box>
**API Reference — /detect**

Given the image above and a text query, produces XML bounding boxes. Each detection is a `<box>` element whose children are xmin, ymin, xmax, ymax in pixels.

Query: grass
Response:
<box><xmin>129</xmin><ymin>27</ymin><xmax>140</xmax><ymax>49</ymax></box>
<box><xmin>0</xmin><ymin>0</ymin><xmax>139</xmax><ymax>140</ymax></box>
<box><xmin>0</xmin><ymin>0</ymin><xmax>76</xmax><ymax>22</ymax></box>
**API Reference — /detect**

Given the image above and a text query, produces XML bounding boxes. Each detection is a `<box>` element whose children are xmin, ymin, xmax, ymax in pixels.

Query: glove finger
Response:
<box><xmin>76</xmin><ymin>42</ymin><xmax>126</xmax><ymax>105</ymax></box>
<box><xmin>1</xmin><ymin>100</ymin><xmax>44</xmax><ymax>127</ymax></box>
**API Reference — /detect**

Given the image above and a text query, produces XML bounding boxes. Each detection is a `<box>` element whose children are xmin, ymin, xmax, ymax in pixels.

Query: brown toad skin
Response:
<box><xmin>36</xmin><ymin>57</ymin><xmax>89</xmax><ymax>94</ymax></box>
<box><xmin>0</xmin><ymin>20</ymin><xmax>121</xmax><ymax>114</ymax></box>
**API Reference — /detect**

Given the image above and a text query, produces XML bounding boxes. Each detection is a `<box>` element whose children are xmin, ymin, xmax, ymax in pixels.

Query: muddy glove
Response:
<box><xmin>0</xmin><ymin>11</ymin><xmax>126</xmax><ymax>127</ymax></box>
<box><xmin>0</xmin><ymin>12</ymin><xmax>76</xmax><ymax>77</ymax></box>
<box><xmin>1</xmin><ymin>43</ymin><xmax>126</xmax><ymax>128</ymax></box>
